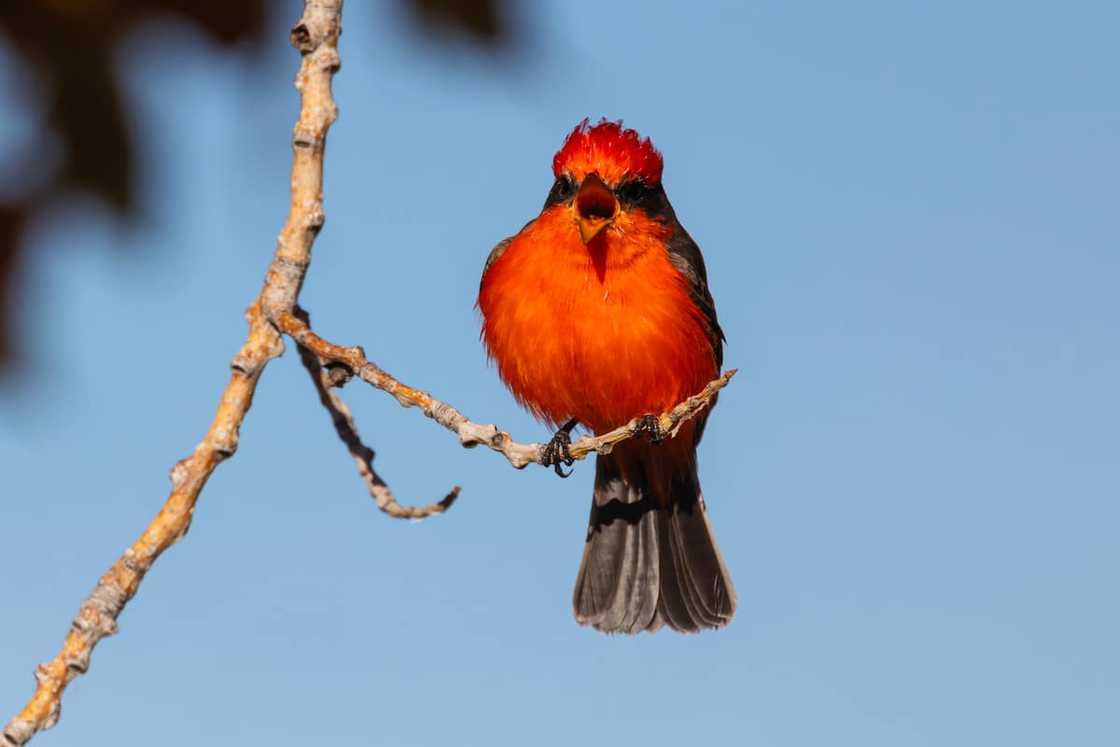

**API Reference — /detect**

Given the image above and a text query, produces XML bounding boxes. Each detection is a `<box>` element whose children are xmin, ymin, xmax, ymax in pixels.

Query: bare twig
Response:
<box><xmin>1</xmin><ymin>3</ymin><xmax>343</xmax><ymax>744</ymax></box>
<box><xmin>278</xmin><ymin>311</ymin><xmax>736</xmax><ymax>470</ymax></box>
<box><xmin>296</xmin><ymin>325</ymin><xmax>461</xmax><ymax>519</ymax></box>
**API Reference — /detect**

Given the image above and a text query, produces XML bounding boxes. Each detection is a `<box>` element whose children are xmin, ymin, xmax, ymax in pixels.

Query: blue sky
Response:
<box><xmin>1</xmin><ymin>1</ymin><xmax>1117</xmax><ymax>745</ymax></box>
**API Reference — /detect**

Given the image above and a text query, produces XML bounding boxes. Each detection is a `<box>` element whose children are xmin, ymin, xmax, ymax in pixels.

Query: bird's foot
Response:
<box><xmin>542</xmin><ymin>420</ymin><xmax>577</xmax><ymax>478</ymax></box>
<box><xmin>636</xmin><ymin>414</ymin><xmax>665</xmax><ymax>445</ymax></box>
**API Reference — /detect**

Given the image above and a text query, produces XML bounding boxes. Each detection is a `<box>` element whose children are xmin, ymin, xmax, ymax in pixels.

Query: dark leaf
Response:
<box><xmin>403</xmin><ymin>0</ymin><xmax>510</xmax><ymax>45</ymax></box>
<box><xmin>0</xmin><ymin>204</ymin><xmax>23</xmax><ymax>366</ymax></box>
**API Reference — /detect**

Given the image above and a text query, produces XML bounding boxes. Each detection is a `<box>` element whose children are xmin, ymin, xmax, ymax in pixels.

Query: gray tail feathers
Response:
<box><xmin>572</xmin><ymin>449</ymin><xmax>736</xmax><ymax>634</ymax></box>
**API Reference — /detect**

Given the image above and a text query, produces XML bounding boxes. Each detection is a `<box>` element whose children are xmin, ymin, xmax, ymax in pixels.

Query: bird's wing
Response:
<box><xmin>480</xmin><ymin>235</ymin><xmax>514</xmax><ymax>286</ymax></box>
<box><xmin>480</xmin><ymin>219</ymin><xmax>537</xmax><ymax>290</ymax></box>
<box><xmin>665</xmin><ymin>221</ymin><xmax>725</xmax><ymax>369</ymax></box>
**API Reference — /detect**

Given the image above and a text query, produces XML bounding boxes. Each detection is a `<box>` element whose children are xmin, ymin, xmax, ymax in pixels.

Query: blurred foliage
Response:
<box><xmin>0</xmin><ymin>0</ymin><xmax>510</xmax><ymax>370</ymax></box>
<box><xmin>404</xmin><ymin>0</ymin><xmax>507</xmax><ymax>43</ymax></box>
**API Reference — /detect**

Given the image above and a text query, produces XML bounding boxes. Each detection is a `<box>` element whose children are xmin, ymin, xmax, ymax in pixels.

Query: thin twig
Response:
<box><xmin>277</xmin><ymin>311</ymin><xmax>736</xmax><ymax>470</ymax></box>
<box><xmin>296</xmin><ymin>322</ymin><xmax>460</xmax><ymax>519</ymax></box>
<box><xmin>1</xmin><ymin>3</ymin><xmax>343</xmax><ymax>744</ymax></box>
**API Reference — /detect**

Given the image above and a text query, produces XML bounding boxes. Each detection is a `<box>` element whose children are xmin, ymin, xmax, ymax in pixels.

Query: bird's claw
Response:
<box><xmin>636</xmin><ymin>414</ymin><xmax>665</xmax><ymax>445</ymax></box>
<box><xmin>542</xmin><ymin>428</ymin><xmax>575</xmax><ymax>478</ymax></box>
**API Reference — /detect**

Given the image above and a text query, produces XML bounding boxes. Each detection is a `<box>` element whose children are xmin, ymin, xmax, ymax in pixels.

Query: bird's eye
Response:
<box><xmin>615</xmin><ymin>179</ymin><xmax>653</xmax><ymax>205</ymax></box>
<box><xmin>545</xmin><ymin>176</ymin><xmax>576</xmax><ymax>206</ymax></box>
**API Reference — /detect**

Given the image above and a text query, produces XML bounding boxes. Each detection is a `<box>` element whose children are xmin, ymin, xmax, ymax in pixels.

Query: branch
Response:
<box><xmin>3</xmin><ymin>1</ymin><xmax>739</xmax><ymax>742</ymax></box>
<box><xmin>296</xmin><ymin>324</ymin><xmax>461</xmax><ymax>519</ymax></box>
<box><xmin>278</xmin><ymin>311</ymin><xmax>736</xmax><ymax>470</ymax></box>
<box><xmin>1</xmin><ymin>3</ymin><xmax>343</xmax><ymax>744</ymax></box>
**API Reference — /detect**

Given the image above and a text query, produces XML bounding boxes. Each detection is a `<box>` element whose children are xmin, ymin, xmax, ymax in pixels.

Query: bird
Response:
<box><xmin>477</xmin><ymin>118</ymin><xmax>735</xmax><ymax>633</ymax></box>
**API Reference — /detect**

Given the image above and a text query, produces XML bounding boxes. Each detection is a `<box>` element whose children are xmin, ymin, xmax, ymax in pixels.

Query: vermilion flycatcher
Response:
<box><xmin>477</xmin><ymin>119</ymin><xmax>735</xmax><ymax>633</ymax></box>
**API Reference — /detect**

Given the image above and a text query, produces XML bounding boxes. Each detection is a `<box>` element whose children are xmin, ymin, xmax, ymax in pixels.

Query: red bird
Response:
<box><xmin>477</xmin><ymin>119</ymin><xmax>735</xmax><ymax>633</ymax></box>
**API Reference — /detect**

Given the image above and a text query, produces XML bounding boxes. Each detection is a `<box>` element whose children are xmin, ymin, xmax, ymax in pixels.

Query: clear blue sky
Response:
<box><xmin>2</xmin><ymin>2</ymin><xmax>1117</xmax><ymax>745</ymax></box>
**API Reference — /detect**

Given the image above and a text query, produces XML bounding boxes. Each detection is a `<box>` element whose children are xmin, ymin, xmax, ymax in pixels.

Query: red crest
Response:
<box><xmin>552</xmin><ymin>118</ymin><xmax>664</xmax><ymax>186</ymax></box>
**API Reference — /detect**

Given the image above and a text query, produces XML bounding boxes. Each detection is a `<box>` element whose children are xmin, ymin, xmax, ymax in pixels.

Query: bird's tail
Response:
<box><xmin>572</xmin><ymin>444</ymin><xmax>736</xmax><ymax>634</ymax></box>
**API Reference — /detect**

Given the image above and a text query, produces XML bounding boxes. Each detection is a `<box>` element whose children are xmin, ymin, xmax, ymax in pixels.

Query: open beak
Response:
<box><xmin>574</xmin><ymin>172</ymin><xmax>617</xmax><ymax>244</ymax></box>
